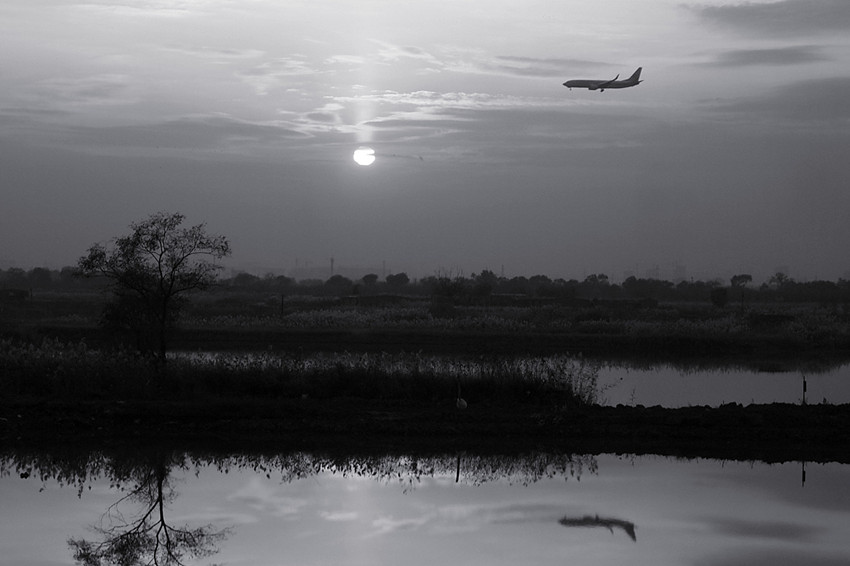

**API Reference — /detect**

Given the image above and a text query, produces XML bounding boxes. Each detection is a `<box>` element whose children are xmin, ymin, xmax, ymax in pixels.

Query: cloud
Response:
<box><xmin>367</xmin><ymin>502</ymin><xmax>573</xmax><ymax>539</ymax></box>
<box><xmin>321</xmin><ymin>90</ymin><xmax>537</xmax><ymax>145</ymax></box>
<box><xmin>487</xmin><ymin>56</ymin><xmax>616</xmax><ymax>78</ymax></box>
<box><xmin>74</xmin><ymin>0</ymin><xmax>197</xmax><ymax>18</ymax></box>
<box><xmin>700</xmin><ymin>45</ymin><xmax>829</xmax><ymax>67</ymax></box>
<box><xmin>699</xmin><ymin>548</ymin><xmax>850</xmax><ymax>566</ymax></box>
<box><xmin>432</xmin><ymin>48</ymin><xmax>620</xmax><ymax>80</ymax></box>
<box><xmin>65</xmin><ymin>115</ymin><xmax>305</xmax><ymax>152</ymax></box>
<box><xmin>228</xmin><ymin>477</ymin><xmax>307</xmax><ymax>518</ymax></box>
<box><xmin>691</xmin><ymin>0</ymin><xmax>850</xmax><ymax>36</ymax></box>
<box><xmin>373</xmin><ymin>41</ymin><xmax>441</xmax><ymax>66</ymax></box>
<box><xmin>362</xmin><ymin>42</ymin><xmax>615</xmax><ymax>82</ymax></box>
<box><xmin>306</xmin><ymin>111</ymin><xmax>339</xmax><ymax>123</ymax></box>
<box><xmin>161</xmin><ymin>44</ymin><xmax>266</xmax><ymax>62</ymax></box>
<box><xmin>0</xmin><ymin>110</ymin><xmax>325</xmax><ymax>162</ymax></box>
<box><xmin>174</xmin><ymin>510</ymin><xmax>258</xmax><ymax>526</ymax></box>
<box><xmin>705</xmin><ymin>76</ymin><xmax>850</xmax><ymax>125</ymax></box>
<box><xmin>237</xmin><ymin>56</ymin><xmax>319</xmax><ymax>95</ymax></box>
<box><xmin>324</xmin><ymin>54</ymin><xmax>367</xmax><ymax>67</ymax></box>
<box><xmin>703</xmin><ymin>516</ymin><xmax>820</xmax><ymax>541</ymax></box>
<box><xmin>320</xmin><ymin>510</ymin><xmax>359</xmax><ymax>522</ymax></box>
<box><xmin>30</xmin><ymin>74</ymin><xmax>136</xmax><ymax>108</ymax></box>
<box><xmin>370</xmin><ymin>515</ymin><xmax>429</xmax><ymax>536</ymax></box>
<box><xmin>342</xmin><ymin>89</ymin><xmax>564</xmax><ymax>116</ymax></box>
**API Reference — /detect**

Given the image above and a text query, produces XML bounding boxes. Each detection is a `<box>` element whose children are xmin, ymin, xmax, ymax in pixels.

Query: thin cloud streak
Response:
<box><xmin>700</xmin><ymin>45</ymin><xmax>829</xmax><ymax>67</ymax></box>
<box><xmin>705</xmin><ymin>77</ymin><xmax>850</xmax><ymax>126</ymax></box>
<box><xmin>690</xmin><ymin>0</ymin><xmax>850</xmax><ymax>36</ymax></box>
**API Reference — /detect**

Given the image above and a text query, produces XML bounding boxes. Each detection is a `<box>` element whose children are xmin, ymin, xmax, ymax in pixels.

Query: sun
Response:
<box><xmin>352</xmin><ymin>146</ymin><xmax>376</xmax><ymax>166</ymax></box>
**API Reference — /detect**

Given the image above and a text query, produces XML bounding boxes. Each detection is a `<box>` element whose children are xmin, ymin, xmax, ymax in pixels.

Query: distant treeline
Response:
<box><xmin>4</xmin><ymin>266</ymin><xmax>850</xmax><ymax>305</ymax></box>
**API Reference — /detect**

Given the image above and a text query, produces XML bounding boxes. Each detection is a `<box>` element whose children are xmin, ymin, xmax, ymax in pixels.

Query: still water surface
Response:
<box><xmin>600</xmin><ymin>363</ymin><xmax>850</xmax><ymax>407</ymax></box>
<box><xmin>2</xmin><ymin>452</ymin><xmax>850</xmax><ymax>565</ymax></box>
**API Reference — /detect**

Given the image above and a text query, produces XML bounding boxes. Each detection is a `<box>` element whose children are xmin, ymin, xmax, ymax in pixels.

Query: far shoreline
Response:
<box><xmin>23</xmin><ymin>324</ymin><xmax>850</xmax><ymax>371</ymax></box>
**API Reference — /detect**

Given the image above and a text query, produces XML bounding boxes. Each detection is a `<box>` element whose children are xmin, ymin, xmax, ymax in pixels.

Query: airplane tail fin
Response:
<box><xmin>627</xmin><ymin>67</ymin><xmax>642</xmax><ymax>82</ymax></box>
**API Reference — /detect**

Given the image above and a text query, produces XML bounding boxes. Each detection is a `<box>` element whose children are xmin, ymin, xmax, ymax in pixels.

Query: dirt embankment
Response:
<box><xmin>3</xmin><ymin>398</ymin><xmax>849</xmax><ymax>464</ymax></box>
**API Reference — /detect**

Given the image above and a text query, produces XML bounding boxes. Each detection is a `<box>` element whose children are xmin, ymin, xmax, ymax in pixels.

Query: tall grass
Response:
<box><xmin>170</xmin><ymin>350</ymin><xmax>602</xmax><ymax>404</ymax></box>
<box><xmin>0</xmin><ymin>339</ymin><xmax>601</xmax><ymax>406</ymax></box>
<box><xmin>0</xmin><ymin>338</ymin><xmax>153</xmax><ymax>399</ymax></box>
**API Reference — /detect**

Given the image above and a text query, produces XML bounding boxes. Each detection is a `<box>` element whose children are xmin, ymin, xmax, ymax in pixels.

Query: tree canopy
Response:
<box><xmin>77</xmin><ymin>212</ymin><xmax>230</xmax><ymax>361</ymax></box>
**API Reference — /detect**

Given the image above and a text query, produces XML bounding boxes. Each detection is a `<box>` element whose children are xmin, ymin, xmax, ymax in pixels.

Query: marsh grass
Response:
<box><xmin>0</xmin><ymin>338</ymin><xmax>153</xmax><ymax>399</ymax></box>
<box><xmin>0</xmin><ymin>339</ymin><xmax>601</xmax><ymax>406</ymax></box>
<box><xmin>163</xmin><ymin>351</ymin><xmax>603</xmax><ymax>406</ymax></box>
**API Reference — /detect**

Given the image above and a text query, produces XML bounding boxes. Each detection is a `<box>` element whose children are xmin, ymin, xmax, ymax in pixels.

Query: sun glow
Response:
<box><xmin>353</xmin><ymin>146</ymin><xmax>376</xmax><ymax>166</ymax></box>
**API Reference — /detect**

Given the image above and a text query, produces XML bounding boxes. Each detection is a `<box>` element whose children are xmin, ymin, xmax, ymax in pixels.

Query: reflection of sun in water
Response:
<box><xmin>353</xmin><ymin>146</ymin><xmax>376</xmax><ymax>166</ymax></box>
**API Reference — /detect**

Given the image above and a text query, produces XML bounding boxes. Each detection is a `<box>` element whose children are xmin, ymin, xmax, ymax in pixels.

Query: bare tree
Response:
<box><xmin>68</xmin><ymin>456</ymin><xmax>230</xmax><ymax>566</ymax></box>
<box><xmin>77</xmin><ymin>212</ymin><xmax>230</xmax><ymax>362</ymax></box>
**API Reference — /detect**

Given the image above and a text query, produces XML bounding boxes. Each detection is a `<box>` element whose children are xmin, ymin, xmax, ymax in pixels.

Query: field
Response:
<box><xmin>4</xmin><ymin>289</ymin><xmax>850</xmax><ymax>362</ymax></box>
<box><xmin>2</xmin><ymin>289</ymin><xmax>850</xmax><ymax>461</ymax></box>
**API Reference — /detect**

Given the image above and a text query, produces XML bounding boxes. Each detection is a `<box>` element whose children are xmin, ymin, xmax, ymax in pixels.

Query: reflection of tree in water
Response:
<box><xmin>2</xmin><ymin>448</ymin><xmax>597</xmax><ymax>492</ymax></box>
<box><xmin>559</xmin><ymin>515</ymin><xmax>637</xmax><ymax>541</ymax></box>
<box><xmin>67</xmin><ymin>452</ymin><xmax>231</xmax><ymax>566</ymax></box>
<box><xmin>2</xmin><ymin>447</ymin><xmax>599</xmax><ymax>562</ymax></box>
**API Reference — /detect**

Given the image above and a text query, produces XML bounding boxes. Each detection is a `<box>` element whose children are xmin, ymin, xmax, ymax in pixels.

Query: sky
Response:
<box><xmin>2</xmin><ymin>0</ymin><xmax>850</xmax><ymax>282</ymax></box>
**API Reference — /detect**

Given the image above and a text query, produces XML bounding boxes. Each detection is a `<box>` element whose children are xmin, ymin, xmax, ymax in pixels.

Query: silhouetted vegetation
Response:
<box><xmin>5</xmin><ymin>262</ymin><xmax>850</xmax><ymax>366</ymax></box>
<box><xmin>0</xmin><ymin>339</ymin><xmax>600</xmax><ymax>407</ymax></box>
<box><xmin>75</xmin><ymin>212</ymin><xmax>230</xmax><ymax>363</ymax></box>
<box><xmin>6</xmin><ymin>263</ymin><xmax>850</xmax><ymax>305</ymax></box>
<box><xmin>5</xmin><ymin>254</ymin><xmax>850</xmax><ymax>464</ymax></box>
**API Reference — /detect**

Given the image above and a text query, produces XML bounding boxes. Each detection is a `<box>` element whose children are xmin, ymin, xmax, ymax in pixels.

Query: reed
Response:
<box><xmin>0</xmin><ymin>339</ymin><xmax>600</xmax><ymax>406</ymax></box>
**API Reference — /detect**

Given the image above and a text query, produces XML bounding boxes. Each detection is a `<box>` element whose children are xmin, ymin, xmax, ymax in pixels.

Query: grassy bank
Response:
<box><xmin>0</xmin><ymin>338</ymin><xmax>601</xmax><ymax>405</ymax></box>
<box><xmin>3</xmin><ymin>337</ymin><xmax>850</xmax><ymax>463</ymax></box>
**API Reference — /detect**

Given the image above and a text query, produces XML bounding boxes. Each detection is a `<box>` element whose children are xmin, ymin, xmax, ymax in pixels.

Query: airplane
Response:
<box><xmin>563</xmin><ymin>67</ymin><xmax>642</xmax><ymax>91</ymax></box>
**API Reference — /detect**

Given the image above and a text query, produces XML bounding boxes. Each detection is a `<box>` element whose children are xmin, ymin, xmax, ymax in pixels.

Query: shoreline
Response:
<box><xmin>4</xmin><ymin>398</ymin><xmax>850</xmax><ymax>464</ymax></box>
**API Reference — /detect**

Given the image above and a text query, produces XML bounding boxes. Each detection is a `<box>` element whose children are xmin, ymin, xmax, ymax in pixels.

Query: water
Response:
<box><xmin>599</xmin><ymin>363</ymin><xmax>850</xmax><ymax>407</ymax></box>
<box><xmin>2</xmin><ymin>451</ymin><xmax>850</xmax><ymax>565</ymax></box>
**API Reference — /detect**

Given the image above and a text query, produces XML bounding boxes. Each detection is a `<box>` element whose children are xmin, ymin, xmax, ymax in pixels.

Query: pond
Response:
<box><xmin>2</xmin><ymin>450</ymin><xmax>850</xmax><ymax>565</ymax></box>
<box><xmin>599</xmin><ymin>363</ymin><xmax>850</xmax><ymax>407</ymax></box>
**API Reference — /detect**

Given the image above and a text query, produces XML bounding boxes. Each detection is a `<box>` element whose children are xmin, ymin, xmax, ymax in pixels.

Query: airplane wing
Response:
<box><xmin>596</xmin><ymin>74</ymin><xmax>619</xmax><ymax>89</ymax></box>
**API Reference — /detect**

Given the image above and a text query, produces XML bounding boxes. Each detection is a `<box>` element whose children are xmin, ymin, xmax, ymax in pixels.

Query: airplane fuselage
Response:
<box><xmin>563</xmin><ymin>67</ymin><xmax>642</xmax><ymax>91</ymax></box>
